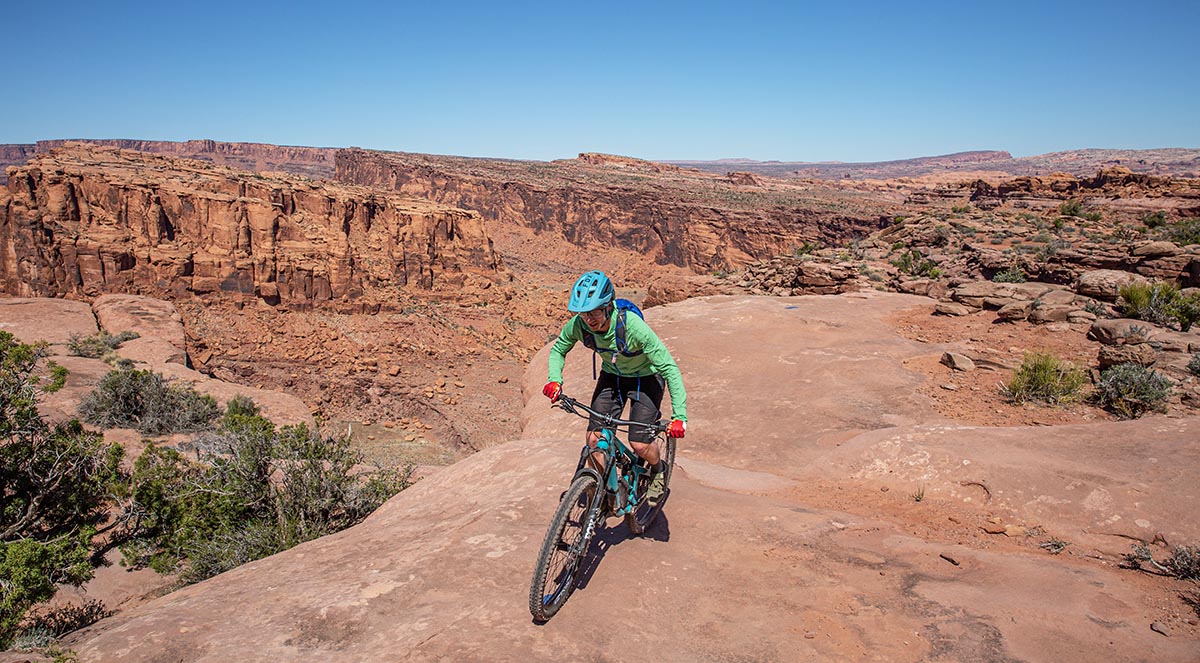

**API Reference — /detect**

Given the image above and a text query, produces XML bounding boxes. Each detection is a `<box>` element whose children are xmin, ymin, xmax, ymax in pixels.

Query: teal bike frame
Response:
<box><xmin>557</xmin><ymin>395</ymin><xmax>665</xmax><ymax>517</ymax></box>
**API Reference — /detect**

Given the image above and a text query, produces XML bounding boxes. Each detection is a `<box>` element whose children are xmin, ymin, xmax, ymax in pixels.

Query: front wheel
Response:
<box><xmin>625</xmin><ymin>436</ymin><xmax>676</xmax><ymax>535</ymax></box>
<box><xmin>529</xmin><ymin>474</ymin><xmax>600</xmax><ymax>621</ymax></box>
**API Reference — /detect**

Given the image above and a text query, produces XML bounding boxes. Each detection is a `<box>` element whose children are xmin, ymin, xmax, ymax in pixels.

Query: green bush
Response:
<box><xmin>78</xmin><ymin>369</ymin><xmax>218</xmax><ymax>435</ymax></box>
<box><xmin>66</xmin><ymin>331</ymin><xmax>139</xmax><ymax>359</ymax></box>
<box><xmin>1163</xmin><ymin>218</ymin><xmax>1200</xmax><ymax>246</ymax></box>
<box><xmin>1189</xmin><ymin>353</ymin><xmax>1200</xmax><ymax>377</ymax></box>
<box><xmin>121</xmin><ymin>413</ymin><xmax>412</xmax><ymax>582</ymax></box>
<box><xmin>1119</xmin><ymin>281</ymin><xmax>1200</xmax><ymax>331</ymax></box>
<box><xmin>1142</xmin><ymin>211</ymin><xmax>1169</xmax><ymax>228</ymax></box>
<box><xmin>1094</xmin><ymin>363</ymin><xmax>1173</xmax><ymax>419</ymax></box>
<box><xmin>790</xmin><ymin>241</ymin><xmax>820</xmax><ymax>257</ymax></box>
<box><xmin>0</xmin><ymin>332</ymin><xmax>124</xmax><ymax>650</ymax></box>
<box><xmin>891</xmin><ymin>250</ymin><xmax>942</xmax><ymax>278</ymax></box>
<box><xmin>1059</xmin><ymin>199</ymin><xmax>1082</xmax><ymax>217</ymax></box>
<box><xmin>992</xmin><ymin>265</ymin><xmax>1027</xmax><ymax>283</ymax></box>
<box><xmin>224</xmin><ymin>395</ymin><xmax>260</xmax><ymax>418</ymax></box>
<box><xmin>1001</xmin><ymin>352</ymin><xmax>1086</xmax><ymax>405</ymax></box>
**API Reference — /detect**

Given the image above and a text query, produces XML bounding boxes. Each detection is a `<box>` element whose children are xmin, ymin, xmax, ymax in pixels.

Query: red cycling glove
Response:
<box><xmin>543</xmin><ymin>381</ymin><xmax>562</xmax><ymax>402</ymax></box>
<box><xmin>667</xmin><ymin>419</ymin><xmax>686</xmax><ymax>438</ymax></box>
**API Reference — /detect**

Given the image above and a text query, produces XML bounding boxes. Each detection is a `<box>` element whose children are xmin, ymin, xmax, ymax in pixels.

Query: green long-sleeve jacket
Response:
<box><xmin>547</xmin><ymin>309</ymin><xmax>687</xmax><ymax>421</ymax></box>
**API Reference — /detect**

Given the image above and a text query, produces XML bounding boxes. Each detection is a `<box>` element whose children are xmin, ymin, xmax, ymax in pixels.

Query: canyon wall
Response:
<box><xmin>1</xmin><ymin>139</ymin><xmax>338</xmax><ymax>183</ymax></box>
<box><xmin>1</xmin><ymin>144</ymin><xmax>500</xmax><ymax>309</ymax></box>
<box><xmin>334</xmin><ymin>149</ymin><xmax>893</xmax><ymax>271</ymax></box>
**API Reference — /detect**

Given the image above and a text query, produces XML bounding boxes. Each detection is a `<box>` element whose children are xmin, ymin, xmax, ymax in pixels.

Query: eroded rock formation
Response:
<box><xmin>1</xmin><ymin>144</ymin><xmax>501</xmax><ymax>309</ymax></box>
<box><xmin>1</xmin><ymin>139</ymin><xmax>338</xmax><ymax>183</ymax></box>
<box><xmin>334</xmin><ymin>148</ymin><xmax>895</xmax><ymax>271</ymax></box>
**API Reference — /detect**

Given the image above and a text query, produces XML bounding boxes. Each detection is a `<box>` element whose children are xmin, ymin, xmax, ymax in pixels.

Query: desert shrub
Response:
<box><xmin>0</xmin><ymin>332</ymin><xmax>125</xmax><ymax>650</ymax></box>
<box><xmin>17</xmin><ymin>600</ymin><xmax>112</xmax><ymax>643</ymax></box>
<box><xmin>224</xmin><ymin>395</ymin><xmax>260</xmax><ymax>418</ymax></box>
<box><xmin>1189</xmin><ymin>353</ymin><xmax>1200</xmax><ymax>377</ymax></box>
<box><xmin>790</xmin><ymin>241</ymin><xmax>820</xmax><ymax>257</ymax></box>
<box><xmin>66</xmin><ymin>331</ymin><xmax>139</xmax><ymax>359</ymax></box>
<box><xmin>78</xmin><ymin>369</ymin><xmax>218</xmax><ymax>435</ymax></box>
<box><xmin>1059</xmin><ymin>199</ymin><xmax>1082</xmax><ymax>217</ymax></box>
<box><xmin>1035</xmin><ymin>238</ymin><xmax>1072</xmax><ymax>261</ymax></box>
<box><xmin>121</xmin><ymin>412</ymin><xmax>412</xmax><ymax>583</ymax></box>
<box><xmin>992</xmin><ymin>265</ymin><xmax>1027</xmax><ymax>283</ymax></box>
<box><xmin>1142</xmin><ymin>211</ymin><xmax>1169</xmax><ymax>228</ymax></box>
<box><xmin>1119</xmin><ymin>281</ymin><xmax>1200</xmax><ymax>331</ymax></box>
<box><xmin>1083</xmin><ymin>300</ymin><xmax>1110</xmax><ymax>318</ymax></box>
<box><xmin>1081</xmin><ymin>211</ymin><xmax>1102</xmax><ymax>222</ymax></box>
<box><xmin>951</xmin><ymin>204</ymin><xmax>971</xmax><ymax>214</ymax></box>
<box><xmin>1094</xmin><ymin>363</ymin><xmax>1173</xmax><ymax>419</ymax></box>
<box><xmin>1163</xmin><ymin>218</ymin><xmax>1200</xmax><ymax>246</ymax></box>
<box><xmin>1001</xmin><ymin>352</ymin><xmax>1086</xmax><ymax>405</ymax></box>
<box><xmin>891</xmin><ymin>250</ymin><xmax>942</xmax><ymax>278</ymax></box>
<box><xmin>1124</xmin><ymin>543</ymin><xmax>1200</xmax><ymax>580</ymax></box>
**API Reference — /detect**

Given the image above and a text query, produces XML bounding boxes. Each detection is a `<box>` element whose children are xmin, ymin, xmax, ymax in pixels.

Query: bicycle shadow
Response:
<box><xmin>573</xmin><ymin>504</ymin><xmax>672</xmax><ymax>592</ymax></box>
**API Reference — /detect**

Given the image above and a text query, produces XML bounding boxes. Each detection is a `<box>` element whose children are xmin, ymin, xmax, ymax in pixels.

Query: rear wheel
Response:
<box><xmin>625</xmin><ymin>436</ymin><xmax>676</xmax><ymax>535</ymax></box>
<box><xmin>529</xmin><ymin>474</ymin><xmax>600</xmax><ymax>621</ymax></box>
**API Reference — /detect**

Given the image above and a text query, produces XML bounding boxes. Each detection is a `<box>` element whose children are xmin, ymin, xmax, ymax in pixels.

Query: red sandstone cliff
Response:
<box><xmin>334</xmin><ymin>149</ymin><xmax>896</xmax><ymax>271</ymax></box>
<box><xmin>1</xmin><ymin>144</ymin><xmax>500</xmax><ymax>309</ymax></box>
<box><xmin>37</xmin><ymin>139</ymin><xmax>337</xmax><ymax>179</ymax></box>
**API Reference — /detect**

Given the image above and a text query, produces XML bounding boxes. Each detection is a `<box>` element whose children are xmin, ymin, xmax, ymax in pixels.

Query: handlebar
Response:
<box><xmin>554</xmin><ymin>394</ymin><xmax>667</xmax><ymax>438</ymax></box>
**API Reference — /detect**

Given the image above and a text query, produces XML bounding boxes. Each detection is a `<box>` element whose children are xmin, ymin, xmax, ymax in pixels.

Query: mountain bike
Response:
<box><xmin>528</xmin><ymin>394</ymin><xmax>675</xmax><ymax>622</ymax></box>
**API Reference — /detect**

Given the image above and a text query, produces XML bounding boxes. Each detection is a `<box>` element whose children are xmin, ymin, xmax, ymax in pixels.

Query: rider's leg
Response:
<box><xmin>586</xmin><ymin>372</ymin><xmax>623</xmax><ymax>472</ymax></box>
<box><xmin>626</xmin><ymin>375</ymin><xmax>666</xmax><ymax>468</ymax></box>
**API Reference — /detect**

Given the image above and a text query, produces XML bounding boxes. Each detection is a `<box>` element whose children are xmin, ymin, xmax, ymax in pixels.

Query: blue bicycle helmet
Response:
<box><xmin>567</xmin><ymin>270</ymin><xmax>615</xmax><ymax>312</ymax></box>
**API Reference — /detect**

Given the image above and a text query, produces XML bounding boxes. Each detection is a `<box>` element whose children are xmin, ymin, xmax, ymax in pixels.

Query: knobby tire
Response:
<box><xmin>625</xmin><ymin>436</ymin><xmax>676</xmax><ymax>535</ymax></box>
<box><xmin>529</xmin><ymin>473</ymin><xmax>600</xmax><ymax>622</ymax></box>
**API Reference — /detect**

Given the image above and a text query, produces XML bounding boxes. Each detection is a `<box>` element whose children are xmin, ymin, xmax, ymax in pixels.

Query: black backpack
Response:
<box><xmin>577</xmin><ymin>298</ymin><xmax>645</xmax><ymax>358</ymax></box>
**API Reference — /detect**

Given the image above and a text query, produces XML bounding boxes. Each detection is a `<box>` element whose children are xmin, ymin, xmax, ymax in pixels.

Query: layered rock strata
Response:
<box><xmin>334</xmin><ymin>148</ymin><xmax>895</xmax><ymax>271</ymax></box>
<box><xmin>1</xmin><ymin>144</ymin><xmax>500</xmax><ymax>309</ymax></box>
<box><xmin>1</xmin><ymin>139</ymin><xmax>338</xmax><ymax>183</ymax></box>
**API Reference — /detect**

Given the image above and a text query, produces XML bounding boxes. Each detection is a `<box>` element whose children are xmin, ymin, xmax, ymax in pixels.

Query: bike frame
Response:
<box><xmin>557</xmin><ymin>395</ymin><xmax>664</xmax><ymax>518</ymax></box>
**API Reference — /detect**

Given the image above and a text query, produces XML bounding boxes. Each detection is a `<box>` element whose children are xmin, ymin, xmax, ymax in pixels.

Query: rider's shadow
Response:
<box><xmin>573</xmin><ymin>508</ymin><xmax>671</xmax><ymax>591</ymax></box>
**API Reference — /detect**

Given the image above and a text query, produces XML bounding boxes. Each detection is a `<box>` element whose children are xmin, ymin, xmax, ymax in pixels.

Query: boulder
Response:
<box><xmin>1028</xmin><ymin>304</ymin><xmax>1073</xmax><ymax>324</ymax></box>
<box><xmin>1076</xmin><ymin>270</ymin><xmax>1149</xmax><ymax>302</ymax></box>
<box><xmin>940</xmin><ymin>352</ymin><xmax>976</xmax><ymax>371</ymax></box>
<box><xmin>952</xmin><ymin>281</ymin><xmax>1054</xmax><ymax>308</ymax></box>
<box><xmin>1130</xmin><ymin>241</ymin><xmax>1182</xmax><ymax>258</ymax></box>
<box><xmin>1067</xmin><ymin>310</ymin><xmax>1098</xmax><ymax>324</ymax></box>
<box><xmin>997</xmin><ymin>300</ymin><xmax>1032</xmax><ymax>321</ymax></box>
<box><xmin>1035</xmin><ymin>289</ymin><xmax>1079</xmax><ymax>307</ymax></box>
<box><xmin>1097</xmin><ymin>343</ymin><xmax>1157</xmax><ymax>369</ymax></box>
<box><xmin>1088</xmin><ymin>318</ymin><xmax>1156</xmax><ymax>345</ymax></box>
<box><xmin>933</xmin><ymin>302</ymin><xmax>973</xmax><ymax>316</ymax></box>
<box><xmin>1134</xmin><ymin>253</ymin><xmax>1195</xmax><ymax>282</ymax></box>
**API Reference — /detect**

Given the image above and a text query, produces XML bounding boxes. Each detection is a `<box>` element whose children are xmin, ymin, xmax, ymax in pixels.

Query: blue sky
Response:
<box><xmin>5</xmin><ymin>1</ymin><xmax>1198</xmax><ymax>162</ymax></box>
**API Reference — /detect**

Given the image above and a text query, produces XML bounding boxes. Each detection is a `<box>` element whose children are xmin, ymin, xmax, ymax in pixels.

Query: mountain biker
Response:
<box><xmin>543</xmin><ymin>270</ymin><xmax>687</xmax><ymax>504</ymax></box>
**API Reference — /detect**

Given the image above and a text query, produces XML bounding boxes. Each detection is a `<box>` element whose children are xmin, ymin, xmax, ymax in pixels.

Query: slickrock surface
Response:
<box><xmin>62</xmin><ymin>293</ymin><xmax>1200</xmax><ymax>662</ymax></box>
<box><xmin>334</xmin><ymin>148</ymin><xmax>899</xmax><ymax>271</ymax></box>
<box><xmin>1</xmin><ymin>144</ymin><xmax>500</xmax><ymax>308</ymax></box>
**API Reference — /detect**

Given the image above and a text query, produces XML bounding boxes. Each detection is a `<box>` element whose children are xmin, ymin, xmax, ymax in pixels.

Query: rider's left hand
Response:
<box><xmin>667</xmin><ymin>419</ymin><xmax>686</xmax><ymax>438</ymax></box>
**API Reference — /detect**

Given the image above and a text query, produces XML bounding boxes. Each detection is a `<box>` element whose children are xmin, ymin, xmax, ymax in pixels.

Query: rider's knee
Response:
<box><xmin>586</xmin><ymin>431</ymin><xmax>601</xmax><ymax>447</ymax></box>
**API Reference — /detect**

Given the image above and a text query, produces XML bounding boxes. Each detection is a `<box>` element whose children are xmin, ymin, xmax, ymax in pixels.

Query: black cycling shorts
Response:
<box><xmin>587</xmin><ymin>371</ymin><xmax>665</xmax><ymax>443</ymax></box>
